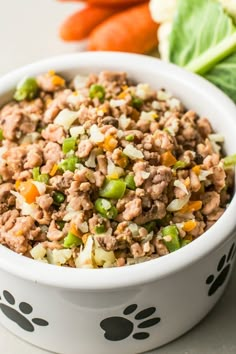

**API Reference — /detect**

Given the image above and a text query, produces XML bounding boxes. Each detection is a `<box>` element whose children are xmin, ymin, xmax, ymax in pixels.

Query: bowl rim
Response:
<box><xmin>0</xmin><ymin>51</ymin><xmax>236</xmax><ymax>290</ymax></box>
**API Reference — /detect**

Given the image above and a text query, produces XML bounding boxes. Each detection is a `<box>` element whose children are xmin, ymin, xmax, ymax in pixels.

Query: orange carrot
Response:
<box><xmin>59</xmin><ymin>5</ymin><xmax>123</xmax><ymax>41</ymax></box>
<box><xmin>18</xmin><ymin>181</ymin><xmax>40</xmax><ymax>204</ymax></box>
<box><xmin>88</xmin><ymin>3</ymin><xmax>159</xmax><ymax>54</ymax></box>
<box><xmin>58</xmin><ymin>0</ymin><xmax>146</xmax><ymax>7</ymax></box>
<box><xmin>160</xmin><ymin>151</ymin><xmax>177</xmax><ymax>167</ymax></box>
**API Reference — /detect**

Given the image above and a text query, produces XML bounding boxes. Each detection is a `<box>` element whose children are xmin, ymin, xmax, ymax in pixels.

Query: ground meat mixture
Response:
<box><xmin>0</xmin><ymin>70</ymin><xmax>234</xmax><ymax>268</ymax></box>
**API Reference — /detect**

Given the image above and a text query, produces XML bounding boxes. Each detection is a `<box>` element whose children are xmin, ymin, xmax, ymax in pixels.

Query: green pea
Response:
<box><xmin>63</xmin><ymin>232</ymin><xmax>82</xmax><ymax>248</ymax></box>
<box><xmin>173</xmin><ymin>161</ymin><xmax>187</xmax><ymax>170</ymax></box>
<box><xmin>144</xmin><ymin>221</ymin><xmax>156</xmax><ymax>233</ymax></box>
<box><xmin>131</xmin><ymin>96</ymin><xmax>143</xmax><ymax>110</ymax></box>
<box><xmin>95</xmin><ymin>225</ymin><xmax>107</xmax><ymax>234</ymax></box>
<box><xmin>99</xmin><ymin>179</ymin><xmax>126</xmax><ymax>199</ymax></box>
<box><xmin>53</xmin><ymin>191</ymin><xmax>65</xmax><ymax>205</ymax></box>
<box><xmin>89</xmin><ymin>84</ymin><xmax>105</xmax><ymax>102</ymax></box>
<box><xmin>181</xmin><ymin>239</ymin><xmax>191</xmax><ymax>247</ymax></box>
<box><xmin>59</xmin><ymin>156</ymin><xmax>79</xmax><ymax>172</ymax></box>
<box><xmin>56</xmin><ymin>220</ymin><xmax>66</xmax><ymax>231</ymax></box>
<box><xmin>62</xmin><ymin>137</ymin><xmax>77</xmax><ymax>154</ymax></box>
<box><xmin>162</xmin><ymin>225</ymin><xmax>181</xmax><ymax>253</ymax></box>
<box><xmin>125</xmin><ymin>134</ymin><xmax>134</xmax><ymax>142</ymax></box>
<box><xmin>124</xmin><ymin>174</ymin><xmax>136</xmax><ymax>190</ymax></box>
<box><xmin>14</xmin><ymin>77</ymin><xmax>39</xmax><ymax>101</ymax></box>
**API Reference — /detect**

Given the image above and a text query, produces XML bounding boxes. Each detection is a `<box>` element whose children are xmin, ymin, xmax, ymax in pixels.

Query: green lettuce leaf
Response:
<box><xmin>205</xmin><ymin>52</ymin><xmax>236</xmax><ymax>102</ymax></box>
<box><xmin>169</xmin><ymin>0</ymin><xmax>236</xmax><ymax>103</ymax></box>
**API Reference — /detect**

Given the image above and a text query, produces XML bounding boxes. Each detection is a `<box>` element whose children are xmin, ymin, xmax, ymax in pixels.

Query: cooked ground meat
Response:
<box><xmin>0</xmin><ymin>70</ymin><xmax>234</xmax><ymax>268</ymax></box>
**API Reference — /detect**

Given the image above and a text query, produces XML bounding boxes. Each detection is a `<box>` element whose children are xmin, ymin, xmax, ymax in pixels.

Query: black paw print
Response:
<box><xmin>206</xmin><ymin>243</ymin><xmax>236</xmax><ymax>296</ymax></box>
<box><xmin>0</xmin><ymin>290</ymin><xmax>48</xmax><ymax>332</ymax></box>
<box><xmin>100</xmin><ymin>304</ymin><xmax>160</xmax><ymax>341</ymax></box>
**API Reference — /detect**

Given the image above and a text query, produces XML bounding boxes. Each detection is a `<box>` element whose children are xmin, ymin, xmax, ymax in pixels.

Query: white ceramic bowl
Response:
<box><xmin>0</xmin><ymin>52</ymin><xmax>236</xmax><ymax>354</ymax></box>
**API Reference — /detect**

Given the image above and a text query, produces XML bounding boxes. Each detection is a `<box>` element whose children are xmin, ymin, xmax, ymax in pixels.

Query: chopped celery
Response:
<box><xmin>62</xmin><ymin>137</ymin><xmax>77</xmax><ymax>154</ymax></box>
<box><xmin>124</xmin><ymin>174</ymin><xmax>136</xmax><ymax>190</ymax></box>
<box><xmin>14</xmin><ymin>77</ymin><xmax>39</xmax><ymax>101</ymax></box>
<box><xmin>0</xmin><ymin>128</ymin><xmax>4</xmax><ymax>141</ymax></box>
<box><xmin>162</xmin><ymin>225</ymin><xmax>181</xmax><ymax>253</ymax></box>
<box><xmin>63</xmin><ymin>232</ymin><xmax>82</xmax><ymax>248</ymax></box>
<box><xmin>59</xmin><ymin>156</ymin><xmax>79</xmax><ymax>172</ymax></box>
<box><xmin>32</xmin><ymin>167</ymin><xmax>49</xmax><ymax>184</ymax></box>
<box><xmin>223</xmin><ymin>154</ymin><xmax>236</xmax><ymax>168</ymax></box>
<box><xmin>95</xmin><ymin>198</ymin><xmax>118</xmax><ymax>220</ymax></box>
<box><xmin>99</xmin><ymin>179</ymin><xmax>126</xmax><ymax>199</ymax></box>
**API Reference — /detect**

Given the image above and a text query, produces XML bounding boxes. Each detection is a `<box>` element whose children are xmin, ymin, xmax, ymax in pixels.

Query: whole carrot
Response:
<box><xmin>59</xmin><ymin>5</ymin><xmax>123</xmax><ymax>41</ymax></box>
<box><xmin>58</xmin><ymin>0</ymin><xmax>146</xmax><ymax>7</ymax></box>
<box><xmin>88</xmin><ymin>3</ymin><xmax>159</xmax><ymax>54</ymax></box>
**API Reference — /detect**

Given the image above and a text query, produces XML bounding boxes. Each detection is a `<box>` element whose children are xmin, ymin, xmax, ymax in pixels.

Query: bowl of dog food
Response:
<box><xmin>0</xmin><ymin>52</ymin><xmax>235</xmax><ymax>354</ymax></box>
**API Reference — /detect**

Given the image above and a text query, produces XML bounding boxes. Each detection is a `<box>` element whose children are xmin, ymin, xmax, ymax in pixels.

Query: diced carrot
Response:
<box><xmin>59</xmin><ymin>5</ymin><xmax>124</xmax><ymax>41</ymax></box>
<box><xmin>52</xmin><ymin>75</ymin><xmax>65</xmax><ymax>87</ymax></box>
<box><xmin>180</xmin><ymin>201</ymin><xmax>202</xmax><ymax>214</ymax></box>
<box><xmin>15</xmin><ymin>180</ymin><xmax>21</xmax><ymax>190</ymax></box>
<box><xmin>184</xmin><ymin>177</ymin><xmax>190</xmax><ymax>188</ymax></box>
<box><xmin>15</xmin><ymin>230</ymin><xmax>23</xmax><ymax>237</ymax></box>
<box><xmin>19</xmin><ymin>181</ymin><xmax>40</xmax><ymax>204</ymax></box>
<box><xmin>88</xmin><ymin>3</ymin><xmax>159</xmax><ymax>54</ymax></box>
<box><xmin>183</xmin><ymin>220</ymin><xmax>197</xmax><ymax>232</ymax></box>
<box><xmin>118</xmin><ymin>90</ymin><xmax>128</xmax><ymax>99</ymax></box>
<box><xmin>59</xmin><ymin>0</ymin><xmax>147</xmax><ymax>7</ymax></box>
<box><xmin>47</xmin><ymin>71</ymin><xmax>65</xmax><ymax>87</ymax></box>
<box><xmin>192</xmin><ymin>165</ymin><xmax>201</xmax><ymax>175</ymax></box>
<box><xmin>116</xmin><ymin>155</ymin><xmax>128</xmax><ymax>168</ymax></box>
<box><xmin>82</xmin><ymin>233</ymin><xmax>90</xmax><ymax>244</ymax></box>
<box><xmin>50</xmin><ymin>164</ymin><xmax>58</xmax><ymax>177</ymax></box>
<box><xmin>70</xmin><ymin>223</ymin><xmax>82</xmax><ymax>237</ymax></box>
<box><xmin>161</xmin><ymin>151</ymin><xmax>177</xmax><ymax>167</ymax></box>
<box><xmin>102</xmin><ymin>135</ymin><xmax>118</xmax><ymax>152</ymax></box>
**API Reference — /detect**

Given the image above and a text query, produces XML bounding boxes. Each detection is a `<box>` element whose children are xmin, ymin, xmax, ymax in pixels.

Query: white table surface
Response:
<box><xmin>0</xmin><ymin>1</ymin><xmax>236</xmax><ymax>353</ymax></box>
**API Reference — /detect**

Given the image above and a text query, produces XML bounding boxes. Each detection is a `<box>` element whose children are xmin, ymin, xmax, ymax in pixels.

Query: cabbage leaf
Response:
<box><xmin>169</xmin><ymin>0</ymin><xmax>236</xmax><ymax>102</ymax></box>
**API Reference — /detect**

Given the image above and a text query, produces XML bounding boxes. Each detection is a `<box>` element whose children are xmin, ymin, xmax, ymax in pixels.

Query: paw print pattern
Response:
<box><xmin>0</xmin><ymin>290</ymin><xmax>48</xmax><ymax>332</ymax></box>
<box><xmin>206</xmin><ymin>243</ymin><xmax>236</xmax><ymax>296</ymax></box>
<box><xmin>100</xmin><ymin>304</ymin><xmax>160</xmax><ymax>341</ymax></box>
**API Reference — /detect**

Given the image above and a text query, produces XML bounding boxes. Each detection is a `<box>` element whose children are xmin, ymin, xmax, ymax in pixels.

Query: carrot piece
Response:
<box><xmin>58</xmin><ymin>0</ymin><xmax>146</xmax><ymax>7</ymax></box>
<box><xmin>182</xmin><ymin>220</ymin><xmax>197</xmax><ymax>232</ymax></box>
<box><xmin>15</xmin><ymin>180</ymin><xmax>21</xmax><ymax>190</ymax></box>
<box><xmin>88</xmin><ymin>3</ymin><xmax>159</xmax><ymax>54</ymax></box>
<box><xmin>70</xmin><ymin>223</ymin><xmax>82</xmax><ymax>237</ymax></box>
<box><xmin>49</xmin><ymin>164</ymin><xmax>58</xmax><ymax>177</ymax></box>
<box><xmin>180</xmin><ymin>201</ymin><xmax>203</xmax><ymax>214</ymax></box>
<box><xmin>160</xmin><ymin>151</ymin><xmax>177</xmax><ymax>167</ymax></box>
<box><xmin>19</xmin><ymin>181</ymin><xmax>40</xmax><ymax>204</ymax></box>
<box><xmin>102</xmin><ymin>135</ymin><xmax>118</xmax><ymax>152</ymax></box>
<box><xmin>59</xmin><ymin>5</ymin><xmax>124</xmax><ymax>41</ymax></box>
<box><xmin>192</xmin><ymin>165</ymin><xmax>201</xmax><ymax>175</ymax></box>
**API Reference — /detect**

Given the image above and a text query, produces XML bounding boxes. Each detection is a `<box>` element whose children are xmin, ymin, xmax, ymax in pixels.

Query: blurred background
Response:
<box><xmin>0</xmin><ymin>0</ymin><xmax>236</xmax><ymax>353</ymax></box>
